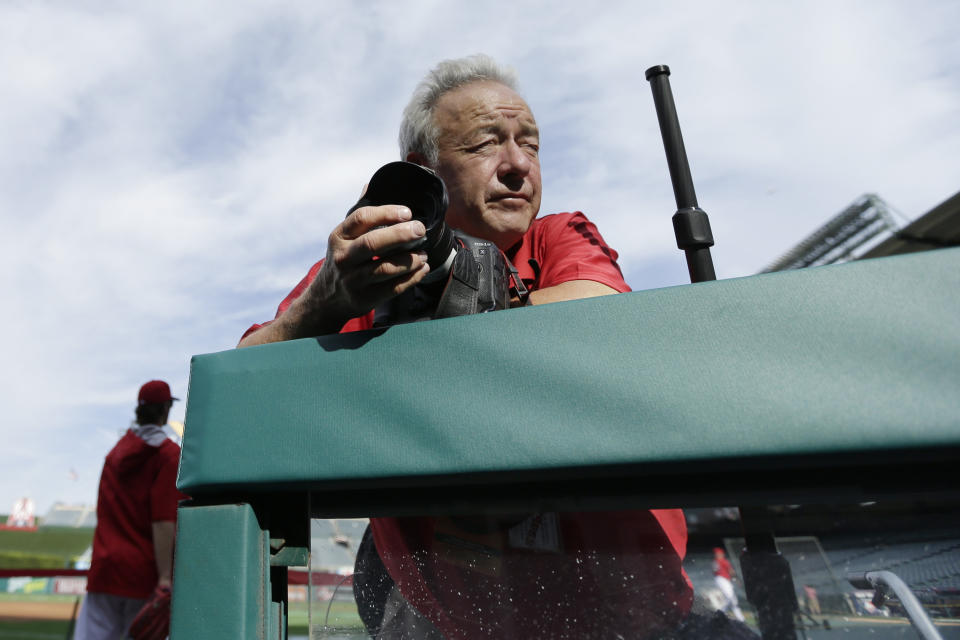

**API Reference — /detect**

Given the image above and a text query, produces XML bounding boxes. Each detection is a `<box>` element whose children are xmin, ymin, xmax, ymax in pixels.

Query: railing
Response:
<box><xmin>170</xmin><ymin>247</ymin><xmax>960</xmax><ymax>639</ymax></box>
<box><xmin>0</xmin><ymin>569</ymin><xmax>88</xmax><ymax>640</ymax></box>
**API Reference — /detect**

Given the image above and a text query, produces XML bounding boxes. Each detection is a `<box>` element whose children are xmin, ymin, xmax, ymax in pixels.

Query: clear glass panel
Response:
<box><xmin>287</xmin><ymin>518</ymin><xmax>367</xmax><ymax>639</ymax></box>
<box><xmin>295</xmin><ymin>502</ymin><xmax>960</xmax><ymax>639</ymax></box>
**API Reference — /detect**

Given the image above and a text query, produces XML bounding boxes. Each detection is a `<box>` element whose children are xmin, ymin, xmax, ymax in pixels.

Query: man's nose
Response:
<box><xmin>497</xmin><ymin>138</ymin><xmax>532</xmax><ymax>180</ymax></box>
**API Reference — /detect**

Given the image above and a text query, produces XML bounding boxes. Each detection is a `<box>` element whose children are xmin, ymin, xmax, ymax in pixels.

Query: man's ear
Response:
<box><xmin>406</xmin><ymin>151</ymin><xmax>429</xmax><ymax>167</ymax></box>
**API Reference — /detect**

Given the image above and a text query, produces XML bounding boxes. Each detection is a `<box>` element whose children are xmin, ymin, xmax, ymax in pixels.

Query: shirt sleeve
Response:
<box><xmin>241</xmin><ymin>211</ymin><xmax>629</xmax><ymax>342</ymax></box>
<box><xmin>240</xmin><ymin>260</ymin><xmax>325</xmax><ymax>342</ymax></box>
<box><xmin>534</xmin><ymin>212</ymin><xmax>631</xmax><ymax>293</ymax></box>
<box><xmin>240</xmin><ymin>259</ymin><xmax>375</xmax><ymax>341</ymax></box>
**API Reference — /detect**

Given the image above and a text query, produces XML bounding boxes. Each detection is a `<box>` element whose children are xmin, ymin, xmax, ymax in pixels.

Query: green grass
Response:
<box><xmin>0</xmin><ymin>552</ymin><xmax>67</xmax><ymax>570</ymax></box>
<box><xmin>0</xmin><ymin>528</ymin><xmax>93</xmax><ymax>570</ymax></box>
<box><xmin>0</xmin><ymin>619</ymin><xmax>72</xmax><ymax>639</ymax></box>
<box><xmin>288</xmin><ymin>600</ymin><xmax>365</xmax><ymax>634</ymax></box>
<box><xmin>0</xmin><ymin>596</ymin><xmax>361</xmax><ymax>639</ymax></box>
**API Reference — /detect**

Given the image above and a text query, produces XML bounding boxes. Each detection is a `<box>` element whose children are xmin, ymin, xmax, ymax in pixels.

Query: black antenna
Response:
<box><xmin>647</xmin><ymin>65</ymin><xmax>802</xmax><ymax>640</ymax></box>
<box><xmin>645</xmin><ymin>65</ymin><xmax>716</xmax><ymax>283</ymax></box>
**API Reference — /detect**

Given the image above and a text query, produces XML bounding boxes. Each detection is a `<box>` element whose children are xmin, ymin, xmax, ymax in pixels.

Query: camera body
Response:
<box><xmin>349</xmin><ymin>162</ymin><xmax>525</xmax><ymax>326</ymax></box>
<box><xmin>374</xmin><ymin>231</ymin><xmax>513</xmax><ymax>326</ymax></box>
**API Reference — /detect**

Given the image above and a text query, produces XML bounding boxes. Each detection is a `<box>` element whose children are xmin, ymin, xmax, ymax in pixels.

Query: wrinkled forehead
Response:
<box><xmin>434</xmin><ymin>80</ymin><xmax>537</xmax><ymax>136</ymax></box>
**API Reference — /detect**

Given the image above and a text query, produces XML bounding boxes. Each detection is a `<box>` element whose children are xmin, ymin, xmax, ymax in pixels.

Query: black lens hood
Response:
<box><xmin>347</xmin><ymin>161</ymin><xmax>454</xmax><ymax>271</ymax></box>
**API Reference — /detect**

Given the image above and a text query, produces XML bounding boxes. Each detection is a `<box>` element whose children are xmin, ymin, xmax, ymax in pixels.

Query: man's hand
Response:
<box><xmin>314</xmin><ymin>204</ymin><xmax>431</xmax><ymax>326</ymax></box>
<box><xmin>238</xmin><ymin>204</ymin><xmax>431</xmax><ymax>346</ymax></box>
<box><xmin>128</xmin><ymin>585</ymin><xmax>171</xmax><ymax>640</ymax></box>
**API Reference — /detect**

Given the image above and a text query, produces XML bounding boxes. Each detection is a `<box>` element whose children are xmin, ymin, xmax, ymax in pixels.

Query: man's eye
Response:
<box><xmin>469</xmin><ymin>140</ymin><xmax>495</xmax><ymax>152</ymax></box>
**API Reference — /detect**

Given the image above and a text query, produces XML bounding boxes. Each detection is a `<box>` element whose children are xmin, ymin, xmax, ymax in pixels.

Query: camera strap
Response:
<box><xmin>433</xmin><ymin>245</ymin><xmax>480</xmax><ymax>319</ymax></box>
<box><xmin>373</xmin><ymin>233</ymin><xmax>528</xmax><ymax>325</ymax></box>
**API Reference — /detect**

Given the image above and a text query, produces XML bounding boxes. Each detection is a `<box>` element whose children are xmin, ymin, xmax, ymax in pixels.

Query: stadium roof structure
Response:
<box><xmin>43</xmin><ymin>503</ymin><xmax>96</xmax><ymax>528</ymax></box>
<box><xmin>763</xmin><ymin>190</ymin><xmax>960</xmax><ymax>273</ymax></box>
<box><xmin>860</xmin><ymin>189</ymin><xmax>960</xmax><ymax>260</ymax></box>
<box><xmin>762</xmin><ymin>194</ymin><xmax>902</xmax><ymax>272</ymax></box>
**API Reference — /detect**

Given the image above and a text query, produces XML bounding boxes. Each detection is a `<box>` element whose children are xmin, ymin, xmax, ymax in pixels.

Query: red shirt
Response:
<box><xmin>87</xmin><ymin>430</ymin><xmax>187</xmax><ymax>598</ymax></box>
<box><xmin>714</xmin><ymin>555</ymin><xmax>733</xmax><ymax>580</ymax></box>
<box><xmin>244</xmin><ymin>212</ymin><xmax>692</xmax><ymax>637</ymax></box>
<box><xmin>241</xmin><ymin>212</ymin><xmax>632</xmax><ymax>340</ymax></box>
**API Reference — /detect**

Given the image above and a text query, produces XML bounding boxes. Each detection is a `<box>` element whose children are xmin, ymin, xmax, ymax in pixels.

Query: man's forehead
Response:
<box><xmin>435</xmin><ymin>81</ymin><xmax>537</xmax><ymax>131</ymax></box>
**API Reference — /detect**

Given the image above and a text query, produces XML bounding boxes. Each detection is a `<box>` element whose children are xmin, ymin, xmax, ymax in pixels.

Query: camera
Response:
<box><xmin>347</xmin><ymin>162</ymin><xmax>527</xmax><ymax>326</ymax></box>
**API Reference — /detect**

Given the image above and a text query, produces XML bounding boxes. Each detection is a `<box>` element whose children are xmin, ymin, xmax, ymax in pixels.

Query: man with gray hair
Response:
<box><xmin>239</xmin><ymin>55</ymin><xmax>751</xmax><ymax>639</ymax></box>
<box><xmin>239</xmin><ymin>54</ymin><xmax>623</xmax><ymax>346</ymax></box>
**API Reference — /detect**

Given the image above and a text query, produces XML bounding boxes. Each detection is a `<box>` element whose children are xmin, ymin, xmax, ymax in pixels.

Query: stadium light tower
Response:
<box><xmin>763</xmin><ymin>194</ymin><xmax>901</xmax><ymax>272</ymax></box>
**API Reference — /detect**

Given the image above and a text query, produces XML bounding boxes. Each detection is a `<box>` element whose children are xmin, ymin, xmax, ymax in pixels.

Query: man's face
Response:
<box><xmin>426</xmin><ymin>81</ymin><xmax>541</xmax><ymax>251</ymax></box>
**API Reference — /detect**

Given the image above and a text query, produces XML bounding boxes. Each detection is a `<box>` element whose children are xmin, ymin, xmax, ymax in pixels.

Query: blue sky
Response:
<box><xmin>2</xmin><ymin>1</ymin><xmax>958</xmax><ymax>516</ymax></box>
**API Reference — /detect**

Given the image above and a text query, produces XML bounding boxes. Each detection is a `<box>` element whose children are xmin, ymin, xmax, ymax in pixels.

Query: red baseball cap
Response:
<box><xmin>138</xmin><ymin>380</ymin><xmax>179</xmax><ymax>406</ymax></box>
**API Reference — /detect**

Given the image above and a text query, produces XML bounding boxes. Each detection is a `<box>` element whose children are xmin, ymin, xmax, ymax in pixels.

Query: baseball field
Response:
<box><xmin>0</xmin><ymin>521</ymin><xmax>369</xmax><ymax>638</ymax></box>
<box><xmin>0</xmin><ymin>522</ymin><xmax>90</xmax><ymax>638</ymax></box>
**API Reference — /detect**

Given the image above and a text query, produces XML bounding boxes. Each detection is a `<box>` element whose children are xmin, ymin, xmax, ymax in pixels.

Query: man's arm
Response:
<box><xmin>152</xmin><ymin>521</ymin><xmax>175</xmax><ymax>587</ymax></box>
<box><xmin>238</xmin><ymin>204</ymin><xmax>431</xmax><ymax>347</ymax></box>
<box><xmin>526</xmin><ymin>280</ymin><xmax>619</xmax><ymax>305</ymax></box>
<box><xmin>508</xmin><ymin>212</ymin><xmax>628</xmax><ymax>307</ymax></box>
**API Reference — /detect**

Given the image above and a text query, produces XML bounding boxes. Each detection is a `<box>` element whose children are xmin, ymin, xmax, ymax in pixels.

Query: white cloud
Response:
<box><xmin>1</xmin><ymin>0</ymin><xmax>958</xmax><ymax>514</ymax></box>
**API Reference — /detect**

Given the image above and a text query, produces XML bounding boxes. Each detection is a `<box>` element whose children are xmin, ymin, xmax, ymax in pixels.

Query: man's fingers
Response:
<box><xmin>337</xmin><ymin>219</ymin><xmax>427</xmax><ymax>266</ymax></box>
<box><xmin>340</xmin><ymin>258</ymin><xmax>430</xmax><ymax>305</ymax></box>
<box><xmin>341</xmin><ymin>252</ymin><xmax>429</xmax><ymax>290</ymax></box>
<box><xmin>366</xmin><ymin>251</ymin><xmax>430</xmax><ymax>282</ymax></box>
<box><xmin>367</xmin><ymin>262</ymin><xmax>432</xmax><ymax>299</ymax></box>
<box><xmin>340</xmin><ymin>204</ymin><xmax>411</xmax><ymax>240</ymax></box>
<box><xmin>318</xmin><ymin>203</ymin><xmax>433</xmax><ymax>318</ymax></box>
<box><xmin>360</xmin><ymin>220</ymin><xmax>427</xmax><ymax>257</ymax></box>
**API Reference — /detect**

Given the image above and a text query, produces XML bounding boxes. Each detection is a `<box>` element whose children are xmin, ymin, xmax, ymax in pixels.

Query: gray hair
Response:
<box><xmin>399</xmin><ymin>54</ymin><xmax>520</xmax><ymax>166</ymax></box>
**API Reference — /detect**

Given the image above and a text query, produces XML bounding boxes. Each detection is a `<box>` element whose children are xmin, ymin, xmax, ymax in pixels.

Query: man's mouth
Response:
<box><xmin>490</xmin><ymin>192</ymin><xmax>529</xmax><ymax>203</ymax></box>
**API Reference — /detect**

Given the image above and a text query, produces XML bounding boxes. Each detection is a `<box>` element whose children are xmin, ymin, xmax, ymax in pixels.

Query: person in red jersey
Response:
<box><xmin>241</xmin><ymin>55</ymin><xmax>756</xmax><ymax>639</ymax></box>
<box><xmin>75</xmin><ymin>380</ymin><xmax>188</xmax><ymax>640</ymax></box>
<box><xmin>713</xmin><ymin>547</ymin><xmax>747</xmax><ymax>622</ymax></box>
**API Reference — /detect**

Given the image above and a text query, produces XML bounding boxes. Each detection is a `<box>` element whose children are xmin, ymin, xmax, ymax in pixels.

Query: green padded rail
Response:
<box><xmin>170</xmin><ymin>504</ymin><xmax>271</xmax><ymax>639</ymax></box>
<box><xmin>178</xmin><ymin>249</ymin><xmax>959</xmax><ymax>502</ymax></box>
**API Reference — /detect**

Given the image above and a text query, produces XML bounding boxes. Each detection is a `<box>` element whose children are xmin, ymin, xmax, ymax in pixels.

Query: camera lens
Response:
<box><xmin>348</xmin><ymin>162</ymin><xmax>455</xmax><ymax>276</ymax></box>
